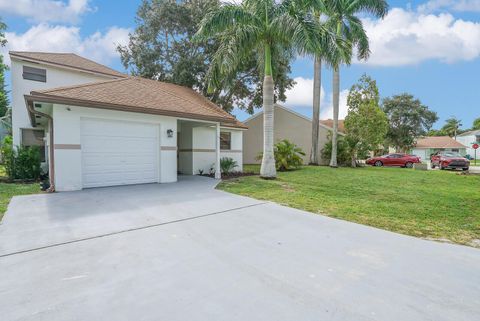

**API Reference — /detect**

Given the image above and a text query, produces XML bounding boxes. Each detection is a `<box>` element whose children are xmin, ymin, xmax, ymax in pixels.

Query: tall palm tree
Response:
<box><xmin>442</xmin><ymin>116</ymin><xmax>462</xmax><ymax>139</ymax></box>
<box><xmin>196</xmin><ymin>0</ymin><xmax>331</xmax><ymax>178</ymax></box>
<box><xmin>324</xmin><ymin>0</ymin><xmax>388</xmax><ymax>167</ymax></box>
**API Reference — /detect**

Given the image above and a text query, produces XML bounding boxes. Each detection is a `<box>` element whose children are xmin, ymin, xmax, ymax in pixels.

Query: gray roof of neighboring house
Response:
<box><xmin>458</xmin><ymin>129</ymin><xmax>480</xmax><ymax>137</ymax></box>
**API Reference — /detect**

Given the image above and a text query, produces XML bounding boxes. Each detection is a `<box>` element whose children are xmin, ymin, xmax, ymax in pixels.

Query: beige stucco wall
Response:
<box><xmin>243</xmin><ymin>105</ymin><xmax>332</xmax><ymax>165</ymax></box>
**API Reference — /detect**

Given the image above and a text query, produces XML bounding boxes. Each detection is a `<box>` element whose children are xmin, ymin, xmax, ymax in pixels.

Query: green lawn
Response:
<box><xmin>0</xmin><ymin>166</ymin><xmax>41</xmax><ymax>221</ymax></box>
<box><xmin>219</xmin><ymin>165</ymin><xmax>480</xmax><ymax>246</ymax></box>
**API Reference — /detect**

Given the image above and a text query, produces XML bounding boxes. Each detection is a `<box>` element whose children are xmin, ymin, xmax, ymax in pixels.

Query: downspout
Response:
<box><xmin>26</xmin><ymin>101</ymin><xmax>55</xmax><ymax>192</ymax></box>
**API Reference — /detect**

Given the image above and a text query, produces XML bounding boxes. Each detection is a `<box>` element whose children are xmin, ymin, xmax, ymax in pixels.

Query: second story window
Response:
<box><xmin>23</xmin><ymin>66</ymin><xmax>47</xmax><ymax>82</ymax></box>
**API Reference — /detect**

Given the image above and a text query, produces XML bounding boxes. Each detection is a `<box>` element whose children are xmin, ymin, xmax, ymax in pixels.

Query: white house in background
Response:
<box><xmin>10</xmin><ymin>51</ymin><xmax>245</xmax><ymax>191</ymax></box>
<box><xmin>456</xmin><ymin>130</ymin><xmax>480</xmax><ymax>158</ymax></box>
<box><xmin>409</xmin><ymin>136</ymin><xmax>468</xmax><ymax>161</ymax></box>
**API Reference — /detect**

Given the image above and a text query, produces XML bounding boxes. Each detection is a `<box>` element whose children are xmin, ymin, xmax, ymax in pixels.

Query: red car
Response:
<box><xmin>430</xmin><ymin>151</ymin><xmax>470</xmax><ymax>171</ymax></box>
<box><xmin>366</xmin><ymin>153</ymin><xmax>421</xmax><ymax>168</ymax></box>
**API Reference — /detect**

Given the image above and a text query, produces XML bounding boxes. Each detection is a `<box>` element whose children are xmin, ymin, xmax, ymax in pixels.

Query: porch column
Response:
<box><xmin>215</xmin><ymin>122</ymin><xmax>221</xmax><ymax>179</ymax></box>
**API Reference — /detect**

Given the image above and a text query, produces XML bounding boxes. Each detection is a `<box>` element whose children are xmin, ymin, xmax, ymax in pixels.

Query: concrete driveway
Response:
<box><xmin>1</xmin><ymin>176</ymin><xmax>479</xmax><ymax>321</ymax></box>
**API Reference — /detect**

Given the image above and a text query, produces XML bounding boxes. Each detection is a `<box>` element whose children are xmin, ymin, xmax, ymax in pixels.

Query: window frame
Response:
<box><xmin>23</xmin><ymin>66</ymin><xmax>47</xmax><ymax>82</ymax></box>
<box><xmin>220</xmin><ymin>131</ymin><xmax>232</xmax><ymax>151</ymax></box>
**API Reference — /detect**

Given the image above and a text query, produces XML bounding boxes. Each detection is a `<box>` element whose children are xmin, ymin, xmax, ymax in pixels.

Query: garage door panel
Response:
<box><xmin>81</xmin><ymin>118</ymin><xmax>160</xmax><ymax>188</ymax></box>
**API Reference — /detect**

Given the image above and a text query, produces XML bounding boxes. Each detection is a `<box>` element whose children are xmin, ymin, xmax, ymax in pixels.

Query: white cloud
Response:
<box><xmin>362</xmin><ymin>8</ymin><xmax>480</xmax><ymax>66</ymax></box>
<box><xmin>2</xmin><ymin>24</ymin><xmax>130</xmax><ymax>65</ymax></box>
<box><xmin>418</xmin><ymin>0</ymin><xmax>480</xmax><ymax>13</ymax></box>
<box><xmin>0</xmin><ymin>0</ymin><xmax>93</xmax><ymax>23</ymax></box>
<box><xmin>283</xmin><ymin>76</ymin><xmax>349</xmax><ymax>120</ymax></box>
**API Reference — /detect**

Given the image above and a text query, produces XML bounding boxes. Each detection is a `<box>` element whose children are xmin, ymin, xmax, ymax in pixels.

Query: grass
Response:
<box><xmin>219</xmin><ymin>165</ymin><xmax>480</xmax><ymax>246</ymax></box>
<box><xmin>0</xmin><ymin>166</ymin><xmax>41</xmax><ymax>221</ymax></box>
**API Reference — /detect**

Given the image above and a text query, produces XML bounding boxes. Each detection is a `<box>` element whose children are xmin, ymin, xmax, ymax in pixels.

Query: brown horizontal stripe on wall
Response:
<box><xmin>221</xmin><ymin>150</ymin><xmax>242</xmax><ymax>153</ymax></box>
<box><xmin>179</xmin><ymin>149</ymin><xmax>216</xmax><ymax>153</ymax></box>
<box><xmin>54</xmin><ymin>144</ymin><xmax>81</xmax><ymax>150</ymax></box>
<box><xmin>161</xmin><ymin>146</ymin><xmax>177</xmax><ymax>151</ymax></box>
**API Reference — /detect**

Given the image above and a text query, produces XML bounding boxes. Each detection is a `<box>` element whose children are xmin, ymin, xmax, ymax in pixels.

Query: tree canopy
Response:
<box><xmin>117</xmin><ymin>0</ymin><xmax>295</xmax><ymax>114</ymax></box>
<box><xmin>441</xmin><ymin>116</ymin><xmax>462</xmax><ymax>138</ymax></box>
<box><xmin>344</xmin><ymin>74</ymin><xmax>388</xmax><ymax>166</ymax></box>
<box><xmin>0</xmin><ymin>18</ymin><xmax>9</xmax><ymax>118</ymax></box>
<box><xmin>382</xmin><ymin>93</ymin><xmax>438</xmax><ymax>152</ymax></box>
<box><xmin>472</xmin><ymin>117</ymin><xmax>480</xmax><ymax>131</ymax></box>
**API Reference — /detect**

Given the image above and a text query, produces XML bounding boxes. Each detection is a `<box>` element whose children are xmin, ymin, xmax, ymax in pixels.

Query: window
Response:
<box><xmin>220</xmin><ymin>132</ymin><xmax>231</xmax><ymax>150</ymax></box>
<box><xmin>21</xmin><ymin>129</ymin><xmax>46</xmax><ymax>162</ymax></box>
<box><xmin>23</xmin><ymin>66</ymin><xmax>47</xmax><ymax>82</ymax></box>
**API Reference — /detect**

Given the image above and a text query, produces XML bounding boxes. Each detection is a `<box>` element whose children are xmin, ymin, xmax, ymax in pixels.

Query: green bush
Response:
<box><xmin>220</xmin><ymin>157</ymin><xmax>238</xmax><ymax>174</ymax></box>
<box><xmin>257</xmin><ymin>139</ymin><xmax>305</xmax><ymax>171</ymax></box>
<box><xmin>321</xmin><ymin>135</ymin><xmax>351</xmax><ymax>166</ymax></box>
<box><xmin>1</xmin><ymin>135</ymin><xmax>42</xmax><ymax>180</ymax></box>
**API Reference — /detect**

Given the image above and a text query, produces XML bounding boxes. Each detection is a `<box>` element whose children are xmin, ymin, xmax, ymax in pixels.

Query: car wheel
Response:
<box><xmin>463</xmin><ymin>167</ymin><xmax>469</xmax><ymax>171</ymax></box>
<box><xmin>440</xmin><ymin>163</ymin><xmax>445</xmax><ymax>170</ymax></box>
<box><xmin>374</xmin><ymin>161</ymin><xmax>383</xmax><ymax>167</ymax></box>
<box><xmin>431</xmin><ymin>163</ymin><xmax>436</xmax><ymax>169</ymax></box>
<box><xmin>405</xmin><ymin>162</ymin><xmax>413</xmax><ymax>168</ymax></box>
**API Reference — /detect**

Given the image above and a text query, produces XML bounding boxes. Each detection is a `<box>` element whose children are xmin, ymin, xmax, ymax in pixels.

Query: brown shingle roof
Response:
<box><xmin>27</xmin><ymin>77</ymin><xmax>246</xmax><ymax>128</ymax></box>
<box><xmin>9</xmin><ymin>51</ymin><xmax>126</xmax><ymax>78</ymax></box>
<box><xmin>415</xmin><ymin>136</ymin><xmax>467</xmax><ymax>149</ymax></box>
<box><xmin>320</xmin><ymin>119</ymin><xmax>345</xmax><ymax>133</ymax></box>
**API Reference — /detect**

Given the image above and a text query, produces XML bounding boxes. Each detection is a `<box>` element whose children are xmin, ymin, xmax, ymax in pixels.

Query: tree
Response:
<box><xmin>442</xmin><ymin>116</ymin><xmax>462</xmax><ymax>139</ymax></box>
<box><xmin>196</xmin><ymin>0</ymin><xmax>331</xmax><ymax>178</ymax></box>
<box><xmin>382</xmin><ymin>94</ymin><xmax>438</xmax><ymax>152</ymax></box>
<box><xmin>344</xmin><ymin>74</ymin><xmax>388</xmax><ymax>167</ymax></box>
<box><xmin>118</xmin><ymin>0</ymin><xmax>295</xmax><ymax>114</ymax></box>
<box><xmin>0</xmin><ymin>18</ymin><xmax>8</xmax><ymax>118</ymax></box>
<box><xmin>324</xmin><ymin>0</ymin><xmax>389</xmax><ymax>168</ymax></box>
<box><xmin>473</xmin><ymin>118</ymin><xmax>480</xmax><ymax>131</ymax></box>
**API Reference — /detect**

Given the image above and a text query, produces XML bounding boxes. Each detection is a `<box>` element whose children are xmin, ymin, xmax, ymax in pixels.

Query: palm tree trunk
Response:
<box><xmin>260</xmin><ymin>44</ymin><xmax>276</xmax><ymax>178</ymax></box>
<box><xmin>330</xmin><ymin>66</ymin><xmax>340</xmax><ymax>168</ymax></box>
<box><xmin>310</xmin><ymin>56</ymin><xmax>321</xmax><ymax>165</ymax></box>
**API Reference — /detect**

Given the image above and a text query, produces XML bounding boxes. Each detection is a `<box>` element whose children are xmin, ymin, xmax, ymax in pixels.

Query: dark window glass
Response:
<box><xmin>220</xmin><ymin>132</ymin><xmax>231</xmax><ymax>150</ymax></box>
<box><xmin>23</xmin><ymin>66</ymin><xmax>47</xmax><ymax>82</ymax></box>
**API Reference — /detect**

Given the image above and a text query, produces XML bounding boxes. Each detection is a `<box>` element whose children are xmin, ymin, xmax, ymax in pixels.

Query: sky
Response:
<box><xmin>0</xmin><ymin>0</ymin><xmax>479</xmax><ymax>130</ymax></box>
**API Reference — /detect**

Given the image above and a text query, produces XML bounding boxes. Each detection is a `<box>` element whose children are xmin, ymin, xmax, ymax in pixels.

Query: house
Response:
<box><xmin>243</xmin><ymin>104</ymin><xmax>344</xmax><ymax>165</ymax></box>
<box><xmin>456</xmin><ymin>130</ymin><xmax>480</xmax><ymax>158</ymax></box>
<box><xmin>409</xmin><ymin>136</ymin><xmax>468</xmax><ymax>161</ymax></box>
<box><xmin>10</xmin><ymin>51</ymin><xmax>246</xmax><ymax>191</ymax></box>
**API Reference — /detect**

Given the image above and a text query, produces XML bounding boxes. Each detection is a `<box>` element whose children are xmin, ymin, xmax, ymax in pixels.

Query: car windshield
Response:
<box><xmin>443</xmin><ymin>152</ymin><xmax>461</xmax><ymax>157</ymax></box>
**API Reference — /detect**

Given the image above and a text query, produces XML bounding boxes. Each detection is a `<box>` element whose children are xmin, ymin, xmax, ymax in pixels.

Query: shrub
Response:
<box><xmin>1</xmin><ymin>135</ymin><xmax>42</xmax><ymax>180</ymax></box>
<box><xmin>220</xmin><ymin>157</ymin><xmax>238</xmax><ymax>174</ymax></box>
<box><xmin>256</xmin><ymin>139</ymin><xmax>305</xmax><ymax>171</ymax></box>
<box><xmin>321</xmin><ymin>135</ymin><xmax>351</xmax><ymax>166</ymax></box>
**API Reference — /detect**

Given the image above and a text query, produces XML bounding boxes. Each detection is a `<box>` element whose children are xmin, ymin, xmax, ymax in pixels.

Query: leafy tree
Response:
<box><xmin>0</xmin><ymin>18</ymin><xmax>8</xmax><ymax>118</ymax></box>
<box><xmin>382</xmin><ymin>94</ymin><xmax>438</xmax><ymax>152</ymax></box>
<box><xmin>323</xmin><ymin>0</ymin><xmax>388</xmax><ymax>168</ymax></box>
<box><xmin>473</xmin><ymin>117</ymin><xmax>480</xmax><ymax>130</ymax></box>
<box><xmin>118</xmin><ymin>0</ymin><xmax>295</xmax><ymax>114</ymax></box>
<box><xmin>441</xmin><ymin>116</ymin><xmax>462</xmax><ymax>139</ymax></box>
<box><xmin>321</xmin><ymin>133</ymin><xmax>351</xmax><ymax>166</ymax></box>
<box><xmin>196</xmin><ymin>0</ymin><xmax>330</xmax><ymax>178</ymax></box>
<box><xmin>344</xmin><ymin>75</ymin><xmax>388</xmax><ymax>167</ymax></box>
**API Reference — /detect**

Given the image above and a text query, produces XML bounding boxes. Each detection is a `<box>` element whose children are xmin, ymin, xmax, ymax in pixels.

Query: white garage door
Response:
<box><xmin>81</xmin><ymin>118</ymin><xmax>159</xmax><ymax>188</ymax></box>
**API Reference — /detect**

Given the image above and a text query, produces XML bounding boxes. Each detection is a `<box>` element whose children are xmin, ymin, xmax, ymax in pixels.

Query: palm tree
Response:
<box><xmin>196</xmin><ymin>0</ymin><xmax>331</xmax><ymax>178</ymax></box>
<box><xmin>442</xmin><ymin>116</ymin><xmax>462</xmax><ymax>139</ymax></box>
<box><xmin>324</xmin><ymin>0</ymin><xmax>388</xmax><ymax>167</ymax></box>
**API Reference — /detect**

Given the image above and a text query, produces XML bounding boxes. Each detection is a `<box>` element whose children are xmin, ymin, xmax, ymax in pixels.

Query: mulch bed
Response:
<box><xmin>201</xmin><ymin>171</ymin><xmax>257</xmax><ymax>180</ymax></box>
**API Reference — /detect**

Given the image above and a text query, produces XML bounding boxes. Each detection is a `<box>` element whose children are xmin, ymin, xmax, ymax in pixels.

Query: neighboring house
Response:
<box><xmin>11</xmin><ymin>51</ymin><xmax>246</xmax><ymax>191</ymax></box>
<box><xmin>456</xmin><ymin>130</ymin><xmax>480</xmax><ymax>158</ymax></box>
<box><xmin>410</xmin><ymin>136</ymin><xmax>468</xmax><ymax>161</ymax></box>
<box><xmin>243</xmin><ymin>104</ymin><xmax>344</xmax><ymax>165</ymax></box>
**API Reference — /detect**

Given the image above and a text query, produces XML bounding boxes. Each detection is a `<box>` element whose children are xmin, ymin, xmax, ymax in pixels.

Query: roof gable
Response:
<box><xmin>415</xmin><ymin>136</ymin><xmax>467</xmax><ymax>149</ymax></box>
<box><xmin>26</xmin><ymin>77</ymin><xmax>246</xmax><ymax>128</ymax></box>
<box><xmin>10</xmin><ymin>51</ymin><xmax>126</xmax><ymax>79</ymax></box>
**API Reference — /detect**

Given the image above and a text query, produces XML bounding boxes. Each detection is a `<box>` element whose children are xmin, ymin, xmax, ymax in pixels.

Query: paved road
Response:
<box><xmin>1</xmin><ymin>176</ymin><xmax>479</xmax><ymax>321</ymax></box>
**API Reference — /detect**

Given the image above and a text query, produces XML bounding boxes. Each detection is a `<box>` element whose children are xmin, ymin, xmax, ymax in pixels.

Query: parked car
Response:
<box><xmin>430</xmin><ymin>151</ymin><xmax>470</xmax><ymax>171</ymax></box>
<box><xmin>366</xmin><ymin>154</ymin><xmax>421</xmax><ymax>168</ymax></box>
